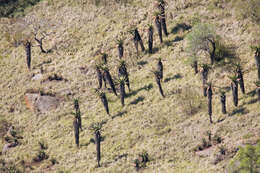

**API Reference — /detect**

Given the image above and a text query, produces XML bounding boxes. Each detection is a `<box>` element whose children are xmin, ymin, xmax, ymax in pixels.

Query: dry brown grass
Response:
<box><xmin>0</xmin><ymin>0</ymin><xmax>259</xmax><ymax>172</ymax></box>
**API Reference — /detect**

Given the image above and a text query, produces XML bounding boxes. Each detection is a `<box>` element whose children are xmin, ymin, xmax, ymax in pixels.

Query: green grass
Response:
<box><xmin>0</xmin><ymin>0</ymin><xmax>259</xmax><ymax>172</ymax></box>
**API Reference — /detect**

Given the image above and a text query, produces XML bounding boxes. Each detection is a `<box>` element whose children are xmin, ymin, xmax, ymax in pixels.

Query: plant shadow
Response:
<box><xmin>171</xmin><ymin>23</ymin><xmax>192</xmax><ymax>34</ymax></box>
<box><xmin>137</xmin><ymin>60</ymin><xmax>148</xmax><ymax>66</ymax></box>
<box><xmin>173</xmin><ymin>36</ymin><xmax>184</xmax><ymax>42</ymax></box>
<box><xmin>112</xmin><ymin>111</ymin><xmax>127</xmax><ymax>119</ymax></box>
<box><xmin>229</xmin><ymin>106</ymin><xmax>249</xmax><ymax>116</ymax></box>
<box><xmin>164</xmin><ymin>73</ymin><xmax>182</xmax><ymax>83</ymax></box>
<box><xmin>126</xmin><ymin>83</ymin><xmax>153</xmax><ymax>98</ymax></box>
<box><xmin>129</xmin><ymin>96</ymin><xmax>145</xmax><ymax>105</ymax></box>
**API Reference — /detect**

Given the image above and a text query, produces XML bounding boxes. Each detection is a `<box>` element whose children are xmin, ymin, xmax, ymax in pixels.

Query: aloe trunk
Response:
<box><xmin>220</xmin><ymin>94</ymin><xmax>226</xmax><ymax>114</ymax></box>
<box><xmin>73</xmin><ymin>118</ymin><xmax>79</xmax><ymax>147</ymax></box>
<box><xmin>255</xmin><ymin>48</ymin><xmax>260</xmax><ymax>79</ymax></box>
<box><xmin>118</xmin><ymin>43</ymin><xmax>124</xmax><ymax>59</ymax></box>
<box><xmin>201</xmin><ymin>66</ymin><xmax>209</xmax><ymax>97</ymax></box>
<box><xmin>207</xmin><ymin>84</ymin><xmax>213</xmax><ymax>123</ymax></box>
<box><xmin>95</xmin><ymin>131</ymin><xmax>101</xmax><ymax>167</ymax></box>
<box><xmin>193</xmin><ymin>61</ymin><xmax>198</xmax><ymax>74</ymax></box>
<box><xmin>102</xmin><ymin>71</ymin><xmax>107</xmax><ymax>88</ymax></box>
<box><xmin>237</xmin><ymin>66</ymin><xmax>245</xmax><ymax>94</ymax></box>
<box><xmin>119</xmin><ymin>81</ymin><xmax>125</xmax><ymax>106</ymax></box>
<box><xmin>74</xmin><ymin>99</ymin><xmax>82</xmax><ymax>130</ymax></box>
<box><xmin>102</xmin><ymin>54</ymin><xmax>107</xmax><ymax>64</ymax></box>
<box><xmin>154</xmin><ymin>72</ymin><xmax>165</xmax><ymax>97</ymax></box>
<box><xmin>100</xmin><ymin>92</ymin><xmax>109</xmax><ymax>115</ymax></box>
<box><xmin>208</xmin><ymin>39</ymin><xmax>215</xmax><ymax>65</ymax></box>
<box><xmin>157</xmin><ymin>59</ymin><xmax>163</xmax><ymax>80</ymax></box>
<box><xmin>96</xmin><ymin>66</ymin><xmax>103</xmax><ymax>89</ymax></box>
<box><xmin>257</xmin><ymin>87</ymin><xmax>260</xmax><ymax>102</ymax></box>
<box><xmin>134</xmin><ymin>29</ymin><xmax>145</xmax><ymax>52</ymax></box>
<box><xmin>25</xmin><ymin>41</ymin><xmax>31</xmax><ymax>70</ymax></box>
<box><xmin>148</xmin><ymin>26</ymin><xmax>153</xmax><ymax>54</ymax></box>
<box><xmin>158</xmin><ymin>3</ymin><xmax>168</xmax><ymax>36</ymax></box>
<box><xmin>231</xmin><ymin>81</ymin><xmax>238</xmax><ymax>107</ymax></box>
<box><xmin>155</xmin><ymin>16</ymin><xmax>163</xmax><ymax>43</ymax></box>
<box><xmin>104</xmin><ymin>69</ymin><xmax>117</xmax><ymax>96</ymax></box>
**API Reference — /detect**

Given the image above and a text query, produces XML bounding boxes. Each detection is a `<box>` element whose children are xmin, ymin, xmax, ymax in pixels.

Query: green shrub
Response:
<box><xmin>228</xmin><ymin>142</ymin><xmax>260</xmax><ymax>173</ymax></box>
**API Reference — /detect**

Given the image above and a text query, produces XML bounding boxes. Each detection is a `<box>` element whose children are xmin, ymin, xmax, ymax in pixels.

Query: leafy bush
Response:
<box><xmin>0</xmin><ymin>0</ymin><xmax>41</xmax><ymax>17</ymax></box>
<box><xmin>228</xmin><ymin>142</ymin><xmax>260</xmax><ymax>173</ymax></box>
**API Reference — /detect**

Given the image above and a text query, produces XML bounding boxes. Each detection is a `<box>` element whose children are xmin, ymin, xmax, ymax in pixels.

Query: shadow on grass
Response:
<box><xmin>112</xmin><ymin>111</ymin><xmax>127</xmax><ymax>119</ymax></box>
<box><xmin>229</xmin><ymin>106</ymin><xmax>249</xmax><ymax>116</ymax></box>
<box><xmin>171</xmin><ymin>23</ymin><xmax>192</xmax><ymax>34</ymax></box>
<box><xmin>114</xmin><ymin>153</ymin><xmax>128</xmax><ymax>161</ymax></box>
<box><xmin>137</xmin><ymin>60</ymin><xmax>148</xmax><ymax>66</ymax></box>
<box><xmin>164</xmin><ymin>73</ymin><xmax>182</xmax><ymax>83</ymax></box>
<box><xmin>247</xmin><ymin>89</ymin><xmax>256</xmax><ymax>97</ymax></box>
<box><xmin>247</xmin><ymin>99</ymin><xmax>258</xmax><ymax>105</ymax></box>
<box><xmin>173</xmin><ymin>36</ymin><xmax>184</xmax><ymax>42</ymax></box>
<box><xmin>126</xmin><ymin>83</ymin><xmax>153</xmax><ymax>98</ymax></box>
<box><xmin>129</xmin><ymin>96</ymin><xmax>144</xmax><ymax>105</ymax></box>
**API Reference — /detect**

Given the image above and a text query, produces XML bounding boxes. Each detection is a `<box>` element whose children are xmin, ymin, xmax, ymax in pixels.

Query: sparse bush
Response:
<box><xmin>228</xmin><ymin>142</ymin><xmax>260</xmax><ymax>173</ymax></box>
<box><xmin>177</xmin><ymin>86</ymin><xmax>205</xmax><ymax>116</ymax></box>
<box><xmin>232</xmin><ymin>0</ymin><xmax>260</xmax><ymax>24</ymax></box>
<box><xmin>134</xmin><ymin>150</ymin><xmax>150</xmax><ymax>171</ymax></box>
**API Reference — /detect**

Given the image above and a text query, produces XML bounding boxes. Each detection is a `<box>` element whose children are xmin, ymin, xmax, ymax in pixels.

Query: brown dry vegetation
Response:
<box><xmin>0</xmin><ymin>0</ymin><xmax>259</xmax><ymax>172</ymax></box>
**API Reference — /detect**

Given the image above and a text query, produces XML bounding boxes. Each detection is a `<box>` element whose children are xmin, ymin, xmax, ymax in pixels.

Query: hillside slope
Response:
<box><xmin>0</xmin><ymin>0</ymin><xmax>259</xmax><ymax>172</ymax></box>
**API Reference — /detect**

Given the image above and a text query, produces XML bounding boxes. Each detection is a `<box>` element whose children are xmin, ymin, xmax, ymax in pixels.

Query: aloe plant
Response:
<box><xmin>25</xmin><ymin>41</ymin><xmax>31</xmax><ymax>70</ymax></box>
<box><xmin>207</xmin><ymin>83</ymin><xmax>213</xmax><ymax>123</ymax></box>
<box><xmin>192</xmin><ymin>60</ymin><xmax>198</xmax><ymax>74</ymax></box>
<box><xmin>255</xmin><ymin>81</ymin><xmax>260</xmax><ymax>102</ymax></box>
<box><xmin>153</xmin><ymin>70</ymin><xmax>165</xmax><ymax>97</ymax></box>
<box><xmin>118</xmin><ymin>78</ymin><xmax>126</xmax><ymax>106</ymax></box>
<box><xmin>236</xmin><ymin>64</ymin><xmax>245</xmax><ymax>94</ymax></box>
<box><xmin>130</xmin><ymin>28</ymin><xmax>145</xmax><ymax>53</ymax></box>
<box><xmin>201</xmin><ymin>64</ymin><xmax>210</xmax><ymax>97</ymax></box>
<box><xmin>229</xmin><ymin>76</ymin><xmax>239</xmax><ymax>107</ymax></box>
<box><xmin>255</xmin><ymin>48</ymin><xmax>260</xmax><ymax>79</ymax></box>
<box><xmin>73</xmin><ymin>117</ymin><xmax>79</xmax><ymax>147</ymax></box>
<box><xmin>118</xmin><ymin>60</ymin><xmax>130</xmax><ymax>91</ymax></box>
<box><xmin>157</xmin><ymin>58</ymin><xmax>163</xmax><ymax>80</ymax></box>
<box><xmin>154</xmin><ymin>13</ymin><xmax>163</xmax><ymax>43</ymax></box>
<box><xmin>101</xmin><ymin>53</ymin><xmax>107</xmax><ymax>64</ymax></box>
<box><xmin>148</xmin><ymin>25</ymin><xmax>153</xmax><ymax>54</ymax></box>
<box><xmin>103</xmin><ymin>67</ymin><xmax>117</xmax><ymax>96</ymax></box>
<box><xmin>117</xmin><ymin>39</ymin><xmax>124</xmax><ymax>59</ymax></box>
<box><xmin>96</xmin><ymin>65</ymin><xmax>103</xmax><ymax>89</ymax></box>
<box><xmin>96</xmin><ymin>90</ymin><xmax>109</xmax><ymax>115</ymax></box>
<box><xmin>156</xmin><ymin>0</ymin><xmax>168</xmax><ymax>36</ymax></box>
<box><xmin>220</xmin><ymin>91</ymin><xmax>227</xmax><ymax>114</ymax></box>
<box><xmin>95</xmin><ymin>130</ymin><xmax>101</xmax><ymax>167</ymax></box>
<box><xmin>73</xmin><ymin>99</ymin><xmax>82</xmax><ymax>130</ymax></box>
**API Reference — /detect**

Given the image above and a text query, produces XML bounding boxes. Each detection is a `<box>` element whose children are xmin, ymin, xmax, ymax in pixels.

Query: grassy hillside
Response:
<box><xmin>0</xmin><ymin>0</ymin><xmax>259</xmax><ymax>172</ymax></box>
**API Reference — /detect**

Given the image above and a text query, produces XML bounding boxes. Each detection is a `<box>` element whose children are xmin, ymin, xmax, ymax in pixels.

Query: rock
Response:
<box><xmin>196</xmin><ymin>146</ymin><xmax>216</xmax><ymax>157</ymax></box>
<box><xmin>32</xmin><ymin>73</ymin><xmax>43</xmax><ymax>81</ymax></box>
<box><xmin>34</xmin><ymin>95</ymin><xmax>59</xmax><ymax>113</ymax></box>
<box><xmin>2</xmin><ymin>142</ymin><xmax>18</xmax><ymax>154</ymax></box>
<box><xmin>24</xmin><ymin>93</ymin><xmax>40</xmax><ymax>111</ymax></box>
<box><xmin>24</xmin><ymin>92</ymin><xmax>59</xmax><ymax>113</ymax></box>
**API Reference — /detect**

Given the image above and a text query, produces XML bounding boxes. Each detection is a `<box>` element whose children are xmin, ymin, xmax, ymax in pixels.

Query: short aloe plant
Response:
<box><xmin>153</xmin><ymin>12</ymin><xmax>163</xmax><ymax>44</ymax></box>
<box><xmin>200</xmin><ymin>64</ymin><xmax>210</xmax><ymax>97</ymax></box>
<box><xmin>152</xmin><ymin>69</ymin><xmax>165</xmax><ymax>97</ymax></box>
<box><xmin>24</xmin><ymin>40</ymin><xmax>31</xmax><ymax>70</ymax></box>
<box><xmin>117</xmin><ymin>39</ymin><xmax>124</xmax><ymax>59</ymax></box>
<box><xmin>255</xmin><ymin>48</ymin><xmax>260</xmax><ymax>79</ymax></box>
<box><xmin>207</xmin><ymin>83</ymin><xmax>213</xmax><ymax>123</ymax></box>
<box><xmin>89</xmin><ymin>122</ymin><xmax>103</xmax><ymax>167</ymax></box>
<box><xmin>229</xmin><ymin>75</ymin><xmax>239</xmax><ymax>107</ymax></box>
<box><xmin>219</xmin><ymin>89</ymin><xmax>227</xmax><ymax>114</ymax></box>
<box><xmin>157</xmin><ymin>57</ymin><xmax>163</xmax><ymax>80</ymax></box>
<box><xmin>102</xmin><ymin>66</ymin><xmax>117</xmax><ymax>96</ymax></box>
<box><xmin>118</xmin><ymin>60</ymin><xmax>130</xmax><ymax>91</ymax></box>
<box><xmin>118</xmin><ymin>77</ymin><xmax>126</xmax><ymax>106</ymax></box>
<box><xmin>73</xmin><ymin>98</ymin><xmax>82</xmax><ymax>130</ymax></box>
<box><xmin>95</xmin><ymin>89</ymin><xmax>109</xmax><ymax>115</ymax></box>
<box><xmin>235</xmin><ymin>63</ymin><xmax>245</xmax><ymax>94</ymax></box>
<box><xmin>147</xmin><ymin>24</ymin><xmax>153</xmax><ymax>54</ymax></box>
<box><xmin>73</xmin><ymin>116</ymin><xmax>79</xmax><ymax>147</ymax></box>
